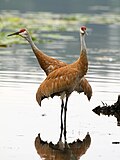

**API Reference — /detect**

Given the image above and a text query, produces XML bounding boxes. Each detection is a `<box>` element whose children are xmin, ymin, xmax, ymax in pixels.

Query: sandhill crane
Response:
<box><xmin>8</xmin><ymin>27</ymin><xmax>92</xmax><ymax>100</ymax></box>
<box><xmin>36</xmin><ymin>26</ymin><xmax>89</xmax><ymax>143</ymax></box>
<box><xmin>8</xmin><ymin>28</ymin><xmax>66</xmax><ymax>76</ymax></box>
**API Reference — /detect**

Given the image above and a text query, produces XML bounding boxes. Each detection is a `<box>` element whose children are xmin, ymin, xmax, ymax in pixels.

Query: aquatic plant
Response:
<box><xmin>0</xmin><ymin>10</ymin><xmax>120</xmax><ymax>47</ymax></box>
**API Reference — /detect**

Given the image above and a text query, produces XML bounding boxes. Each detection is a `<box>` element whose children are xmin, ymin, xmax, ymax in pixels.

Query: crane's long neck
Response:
<box><xmin>25</xmin><ymin>33</ymin><xmax>48</xmax><ymax>68</ymax></box>
<box><xmin>78</xmin><ymin>33</ymin><xmax>88</xmax><ymax>76</ymax></box>
<box><xmin>80</xmin><ymin>33</ymin><xmax>86</xmax><ymax>51</ymax></box>
<box><xmin>26</xmin><ymin>34</ymin><xmax>43</xmax><ymax>56</ymax></box>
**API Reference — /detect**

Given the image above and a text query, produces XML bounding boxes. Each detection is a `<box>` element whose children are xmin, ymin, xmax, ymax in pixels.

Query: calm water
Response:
<box><xmin>0</xmin><ymin>0</ymin><xmax>120</xmax><ymax>13</ymax></box>
<box><xmin>0</xmin><ymin>18</ymin><xmax>120</xmax><ymax>160</ymax></box>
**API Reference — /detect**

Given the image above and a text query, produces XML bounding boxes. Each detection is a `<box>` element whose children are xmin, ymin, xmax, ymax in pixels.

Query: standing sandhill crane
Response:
<box><xmin>7</xmin><ymin>27</ymin><xmax>92</xmax><ymax>100</ymax></box>
<box><xmin>36</xmin><ymin>26</ymin><xmax>89</xmax><ymax>143</ymax></box>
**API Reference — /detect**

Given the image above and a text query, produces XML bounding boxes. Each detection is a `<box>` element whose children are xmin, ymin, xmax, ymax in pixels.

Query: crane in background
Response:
<box><xmin>8</xmin><ymin>28</ymin><xmax>66</xmax><ymax>75</ymax></box>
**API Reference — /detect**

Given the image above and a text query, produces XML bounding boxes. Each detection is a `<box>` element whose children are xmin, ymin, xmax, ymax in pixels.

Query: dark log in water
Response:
<box><xmin>93</xmin><ymin>95</ymin><xmax>120</xmax><ymax>126</ymax></box>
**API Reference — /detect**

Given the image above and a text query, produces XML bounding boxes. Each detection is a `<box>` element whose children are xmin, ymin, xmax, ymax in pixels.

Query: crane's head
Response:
<box><xmin>8</xmin><ymin>28</ymin><xmax>29</xmax><ymax>39</ymax></box>
<box><xmin>80</xmin><ymin>26</ymin><xmax>87</xmax><ymax>35</ymax></box>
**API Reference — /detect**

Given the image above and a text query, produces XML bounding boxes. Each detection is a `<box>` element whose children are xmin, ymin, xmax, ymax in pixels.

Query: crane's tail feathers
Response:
<box><xmin>36</xmin><ymin>87</ymin><xmax>49</xmax><ymax>107</ymax></box>
<box><xmin>79</xmin><ymin>78</ymin><xmax>92</xmax><ymax>101</ymax></box>
<box><xmin>36</xmin><ymin>89</ymin><xmax>42</xmax><ymax>107</ymax></box>
<box><xmin>87</xmin><ymin>96</ymin><xmax>91</xmax><ymax>101</ymax></box>
<box><xmin>39</xmin><ymin>101</ymin><xmax>41</xmax><ymax>107</ymax></box>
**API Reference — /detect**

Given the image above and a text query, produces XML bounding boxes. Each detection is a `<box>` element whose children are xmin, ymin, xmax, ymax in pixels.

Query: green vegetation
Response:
<box><xmin>0</xmin><ymin>11</ymin><xmax>120</xmax><ymax>47</ymax></box>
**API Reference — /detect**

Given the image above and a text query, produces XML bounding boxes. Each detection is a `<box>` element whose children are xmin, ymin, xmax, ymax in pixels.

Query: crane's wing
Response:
<box><xmin>36</xmin><ymin>66</ymin><xmax>80</xmax><ymax>106</ymax></box>
<box><xmin>76</xmin><ymin>77</ymin><xmax>92</xmax><ymax>100</ymax></box>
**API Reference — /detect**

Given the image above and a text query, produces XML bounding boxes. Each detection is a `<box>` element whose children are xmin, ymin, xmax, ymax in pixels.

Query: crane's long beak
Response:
<box><xmin>7</xmin><ymin>31</ymin><xmax>20</xmax><ymax>36</ymax></box>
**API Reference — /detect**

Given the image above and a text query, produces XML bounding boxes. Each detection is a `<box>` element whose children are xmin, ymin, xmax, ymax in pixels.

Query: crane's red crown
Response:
<box><xmin>81</xmin><ymin>26</ymin><xmax>86</xmax><ymax>31</ymax></box>
<box><xmin>19</xmin><ymin>28</ymin><xmax>26</xmax><ymax>33</ymax></box>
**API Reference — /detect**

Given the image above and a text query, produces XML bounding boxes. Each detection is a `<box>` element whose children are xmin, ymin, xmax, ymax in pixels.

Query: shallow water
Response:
<box><xmin>0</xmin><ymin>22</ymin><xmax>120</xmax><ymax>160</ymax></box>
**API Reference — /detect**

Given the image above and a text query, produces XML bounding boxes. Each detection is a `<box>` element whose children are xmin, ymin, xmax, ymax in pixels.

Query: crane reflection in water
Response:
<box><xmin>35</xmin><ymin>132</ymin><xmax>91</xmax><ymax>160</ymax></box>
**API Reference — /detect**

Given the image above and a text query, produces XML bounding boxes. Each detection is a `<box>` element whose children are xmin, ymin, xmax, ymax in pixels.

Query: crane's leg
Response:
<box><xmin>64</xmin><ymin>96</ymin><xmax>69</xmax><ymax>144</ymax></box>
<box><xmin>59</xmin><ymin>99</ymin><xmax>64</xmax><ymax>141</ymax></box>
